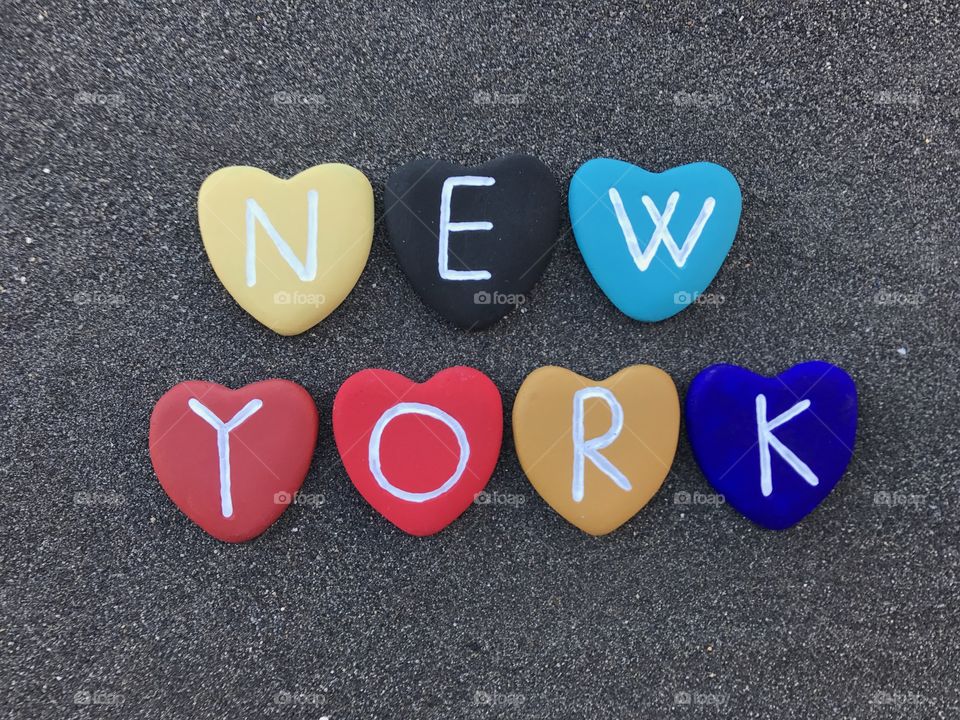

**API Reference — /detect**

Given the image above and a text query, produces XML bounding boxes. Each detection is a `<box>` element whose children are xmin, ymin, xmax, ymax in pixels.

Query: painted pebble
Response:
<box><xmin>513</xmin><ymin>365</ymin><xmax>680</xmax><ymax>535</ymax></box>
<box><xmin>385</xmin><ymin>155</ymin><xmax>560</xmax><ymax>329</ymax></box>
<box><xmin>569</xmin><ymin>159</ymin><xmax>741</xmax><ymax>322</ymax></box>
<box><xmin>149</xmin><ymin>380</ymin><xmax>319</xmax><ymax>542</ymax></box>
<box><xmin>332</xmin><ymin>366</ymin><xmax>503</xmax><ymax>536</ymax></box>
<box><xmin>685</xmin><ymin>361</ymin><xmax>857</xmax><ymax>530</ymax></box>
<box><xmin>198</xmin><ymin>164</ymin><xmax>374</xmax><ymax>335</ymax></box>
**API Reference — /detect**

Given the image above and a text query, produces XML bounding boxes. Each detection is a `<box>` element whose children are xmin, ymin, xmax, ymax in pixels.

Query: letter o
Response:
<box><xmin>368</xmin><ymin>402</ymin><xmax>470</xmax><ymax>503</ymax></box>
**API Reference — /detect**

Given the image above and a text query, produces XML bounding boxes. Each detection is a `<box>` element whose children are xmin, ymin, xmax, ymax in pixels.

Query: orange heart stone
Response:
<box><xmin>513</xmin><ymin>365</ymin><xmax>679</xmax><ymax>535</ymax></box>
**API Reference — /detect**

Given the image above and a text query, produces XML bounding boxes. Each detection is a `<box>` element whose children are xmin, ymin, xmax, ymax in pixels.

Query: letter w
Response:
<box><xmin>608</xmin><ymin>188</ymin><xmax>715</xmax><ymax>271</ymax></box>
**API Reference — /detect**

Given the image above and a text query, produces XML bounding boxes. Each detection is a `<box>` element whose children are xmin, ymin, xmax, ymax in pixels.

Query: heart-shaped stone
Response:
<box><xmin>198</xmin><ymin>164</ymin><xmax>373</xmax><ymax>335</ymax></box>
<box><xmin>149</xmin><ymin>380</ymin><xmax>319</xmax><ymax>542</ymax></box>
<box><xmin>513</xmin><ymin>365</ymin><xmax>679</xmax><ymax>535</ymax></box>
<box><xmin>332</xmin><ymin>367</ymin><xmax>503</xmax><ymax>536</ymax></box>
<box><xmin>384</xmin><ymin>155</ymin><xmax>560</xmax><ymax>329</ymax></box>
<box><xmin>569</xmin><ymin>159</ymin><xmax>742</xmax><ymax>322</ymax></box>
<box><xmin>685</xmin><ymin>361</ymin><xmax>857</xmax><ymax>530</ymax></box>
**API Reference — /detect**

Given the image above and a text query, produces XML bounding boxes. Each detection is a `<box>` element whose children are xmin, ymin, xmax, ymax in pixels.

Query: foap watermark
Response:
<box><xmin>672</xmin><ymin>91</ymin><xmax>727</xmax><ymax>108</ymax></box>
<box><xmin>869</xmin><ymin>690</ymin><xmax>932</xmax><ymax>708</ymax></box>
<box><xmin>873</xmin><ymin>491</ymin><xmax>925</xmax><ymax>510</ymax></box>
<box><xmin>273</xmin><ymin>690</ymin><xmax>326</xmax><ymax>707</ymax></box>
<box><xmin>274</xmin><ymin>290</ymin><xmax>325</xmax><ymax>307</ymax></box>
<box><xmin>473</xmin><ymin>290</ymin><xmax>525</xmax><ymax>306</ymax></box>
<box><xmin>674</xmin><ymin>490</ymin><xmax>725</xmax><ymax>507</ymax></box>
<box><xmin>272</xmin><ymin>91</ymin><xmax>325</xmax><ymax>106</ymax></box>
<box><xmin>917</xmin><ymin>236</ymin><xmax>940</xmax><ymax>273</ymax></box>
<box><xmin>873</xmin><ymin>289</ymin><xmax>924</xmax><ymax>307</ymax></box>
<box><xmin>274</xmin><ymin>491</ymin><xmax>325</xmax><ymax>508</ymax></box>
<box><xmin>75</xmin><ymin>491</ymin><xmax>126</xmax><ymax>507</ymax></box>
<box><xmin>674</xmin><ymin>690</ymin><xmax>727</xmax><ymax>709</ymax></box>
<box><xmin>74</xmin><ymin>690</ymin><xmax>125</xmax><ymax>707</ymax></box>
<box><xmin>871</xmin><ymin>90</ymin><xmax>922</xmax><ymax>107</ymax></box>
<box><xmin>674</xmin><ymin>290</ymin><xmax>725</xmax><ymax>306</ymax></box>
<box><xmin>474</xmin><ymin>490</ymin><xmax>526</xmax><ymax>507</ymax></box>
<box><xmin>472</xmin><ymin>90</ymin><xmax>526</xmax><ymax>106</ymax></box>
<box><xmin>74</xmin><ymin>91</ymin><xmax>124</xmax><ymax>108</ymax></box>
<box><xmin>472</xmin><ymin>690</ymin><xmax>525</xmax><ymax>707</ymax></box>
<box><xmin>70</xmin><ymin>290</ymin><xmax>126</xmax><ymax>306</ymax></box>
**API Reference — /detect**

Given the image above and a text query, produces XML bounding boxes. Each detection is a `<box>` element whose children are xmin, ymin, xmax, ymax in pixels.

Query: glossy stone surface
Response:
<box><xmin>686</xmin><ymin>361</ymin><xmax>858</xmax><ymax>530</ymax></box>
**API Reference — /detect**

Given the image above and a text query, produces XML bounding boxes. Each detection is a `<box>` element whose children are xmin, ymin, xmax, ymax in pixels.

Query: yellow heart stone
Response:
<box><xmin>513</xmin><ymin>365</ymin><xmax>679</xmax><ymax>535</ymax></box>
<box><xmin>197</xmin><ymin>164</ymin><xmax>373</xmax><ymax>335</ymax></box>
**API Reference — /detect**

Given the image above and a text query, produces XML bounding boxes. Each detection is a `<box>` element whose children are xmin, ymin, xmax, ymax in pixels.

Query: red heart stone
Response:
<box><xmin>333</xmin><ymin>367</ymin><xmax>503</xmax><ymax>536</ymax></box>
<box><xmin>149</xmin><ymin>380</ymin><xmax>318</xmax><ymax>542</ymax></box>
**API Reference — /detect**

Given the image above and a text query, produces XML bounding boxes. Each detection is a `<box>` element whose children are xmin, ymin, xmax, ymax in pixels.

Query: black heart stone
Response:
<box><xmin>384</xmin><ymin>155</ymin><xmax>560</xmax><ymax>329</ymax></box>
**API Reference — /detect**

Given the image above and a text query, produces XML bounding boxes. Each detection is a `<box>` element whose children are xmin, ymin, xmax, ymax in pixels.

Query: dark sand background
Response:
<box><xmin>2</xmin><ymin>2</ymin><xmax>958</xmax><ymax>718</ymax></box>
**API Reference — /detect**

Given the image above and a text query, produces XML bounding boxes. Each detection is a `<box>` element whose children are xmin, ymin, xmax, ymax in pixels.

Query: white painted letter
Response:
<box><xmin>755</xmin><ymin>394</ymin><xmax>819</xmax><ymax>497</ymax></box>
<box><xmin>608</xmin><ymin>188</ymin><xmax>715</xmax><ymax>271</ymax></box>
<box><xmin>438</xmin><ymin>176</ymin><xmax>495</xmax><ymax>280</ymax></box>
<box><xmin>368</xmin><ymin>402</ymin><xmax>470</xmax><ymax>503</ymax></box>
<box><xmin>188</xmin><ymin>398</ymin><xmax>263</xmax><ymax>517</ymax></box>
<box><xmin>571</xmin><ymin>387</ymin><xmax>632</xmax><ymax>502</ymax></box>
<box><xmin>245</xmin><ymin>190</ymin><xmax>319</xmax><ymax>286</ymax></box>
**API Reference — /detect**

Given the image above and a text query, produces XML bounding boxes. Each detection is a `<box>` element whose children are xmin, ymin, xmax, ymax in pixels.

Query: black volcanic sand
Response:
<box><xmin>1</xmin><ymin>2</ymin><xmax>958</xmax><ymax>718</ymax></box>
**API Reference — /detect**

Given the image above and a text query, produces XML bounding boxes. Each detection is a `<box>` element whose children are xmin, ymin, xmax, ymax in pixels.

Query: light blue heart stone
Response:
<box><xmin>569</xmin><ymin>159</ymin><xmax>742</xmax><ymax>321</ymax></box>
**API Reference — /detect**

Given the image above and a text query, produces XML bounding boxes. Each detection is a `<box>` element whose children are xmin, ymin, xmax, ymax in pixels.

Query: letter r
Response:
<box><xmin>571</xmin><ymin>387</ymin><xmax>632</xmax><ymax>502</ymax></box>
